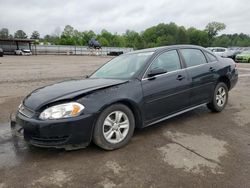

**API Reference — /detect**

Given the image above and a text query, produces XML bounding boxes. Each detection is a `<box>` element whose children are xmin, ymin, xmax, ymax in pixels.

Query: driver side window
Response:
<box><xmin>150</xmin><ymin>50</ymin><xmax>181</xmax><ymax>72</ymax></box>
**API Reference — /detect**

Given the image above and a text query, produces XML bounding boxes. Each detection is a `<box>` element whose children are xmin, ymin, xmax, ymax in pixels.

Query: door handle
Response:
<box><xmin>177</xmin><ymin>75</ymin><xmax>185</xmax><ymax>81</ymax></box>
<box><xmin>209</xmin><ymin>67</ymin><xmax>216</xmax><ymax>72</ymax></box>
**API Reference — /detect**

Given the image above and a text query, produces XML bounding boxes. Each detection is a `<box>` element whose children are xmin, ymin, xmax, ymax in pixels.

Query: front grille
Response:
<box><xmin>30</xmin><ymin>135</ymin><xmax>69</xmax><ymax>145</ymax></box>
<box><xmin>19</xmin><ymin>104</ymin><xmax>35</xmax><ymax>118</ymax></box>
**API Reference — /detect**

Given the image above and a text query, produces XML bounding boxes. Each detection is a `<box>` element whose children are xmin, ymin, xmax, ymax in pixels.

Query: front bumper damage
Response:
<box><xmin>10</xmin><ymin>111</ymin><xmax>96</xmax><ymax>150</ymax></box>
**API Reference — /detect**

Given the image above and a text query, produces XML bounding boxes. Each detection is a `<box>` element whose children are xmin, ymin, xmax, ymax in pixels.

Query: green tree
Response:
<box><xmin>112</xmin><ymin>34</ymin><xmax>126</xmax><ymax>47</ymax></box>
<box><xmin>156</xmin><ymin>35</ymin><xmax>175</xmax><ymax>46</ymax></box>
<box><xmin>72</xmin><ymin>29</ymin><xmax>83</xmax><ymax>45</ymax></box>
<box><xmin>124</xmin><ymin>30</ymin><xmax>144</xmax><ymax>49</ymax></box>
<box><xmin>14</xmin><ymin>30</ymin><xmax>28</xmax><ymax>39</ymax></box>
<box><xmin>31</xmin><ymin>31</ymin><xmax>40</xmax><ymax>39</ymax></box>
<box><xmin>82</xmin><ymin>31</ymin><xmax>96</xmax><ymax>45</ymax></box>
<box><xmin>205</xmin><ymin>22</ymin><xmax>226</xmax><ymax>45</ymax></box>
<box><xmin>211</xmin><ymin>35</ymin><xmax>231</xmax><ymax>47</ymax></box>
<box><xmin>43</xmin><ymin>34</ymin><xmax>59</xmax><ymax>44</ymax></box>
<box><xmin>177</xmin><ymin>26</ymin><xmax>189</xmax><ymax>44</ymax></box>
<box><xmin>60</xmin><ymin>25</ymin><xmax>75</xmax><ymax>45</ymax></box>
<box><xmin>100</xmin><ymin>29</ymin><xmax>113</xmax><ymax>45</ymax></box>
<box><xmin>97</xmin><ymin>36</ymin><xmax>109</xmax><ymax>46</ymax></box>
<box><xmin>142</xmin><ymin>26</ymin><xmax>158</xmax><ymax>47</ymax></box>
<box><xmin>0</xmin><ymin>28</ymin><xmax>9</xmax><ymax>38</ymax></box>
<box><xmin>31</xmin><ymin>21</ymin><xmax>250</xmax><ymax>49</ymax></box>
<box><xmin>164</xmin><ymin>22</ymin><xmax>178</xmax><ymax>36</ymax></box>
<box><xmin>96</xmin><ymin>30</ymin><xmax>127</xmax><ymax>47</ymax></box>
<box><xmin>142</xmin><ymin>23</ymin><xmax>179</xmax><ymax>48</ymax></box>
<box><xmin>187</xmin><ymin>28</ymin><xmax>209</xmax><ymax>47</ymax></box>
<box><xmin>62</xmin><ymin>25</ymin><xmax>74</xmax><ymax>37</ymax></box>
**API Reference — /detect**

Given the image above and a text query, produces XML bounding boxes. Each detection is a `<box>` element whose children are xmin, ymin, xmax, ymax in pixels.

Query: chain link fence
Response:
<box><xmin>32</xmin><ymin>45</ymin><xmax>133</xmax><ymax>55</ymax></box>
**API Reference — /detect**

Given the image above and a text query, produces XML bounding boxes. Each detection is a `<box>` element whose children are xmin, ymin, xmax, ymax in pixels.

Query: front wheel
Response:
<box><xmin>207</xmin><ymin>82</ymin><xmax>228</xmax><ymax>112</ymax></box>
<box><xmin>93</xmin><ymin>104</ymin><xmax>135</xmax><ymax>150</ymax></box>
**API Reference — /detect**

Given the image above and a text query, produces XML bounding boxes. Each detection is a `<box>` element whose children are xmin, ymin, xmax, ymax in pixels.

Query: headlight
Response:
<box><xmin>39</xmin><ymin>102</ymin><xmax>85</xmax><ymax>120</ymax></box>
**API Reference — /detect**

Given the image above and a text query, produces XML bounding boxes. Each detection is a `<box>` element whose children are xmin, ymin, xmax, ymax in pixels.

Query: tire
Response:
<box><xmin>93</xmin><ymin>103</ymin><xmax>135</xmax><ymax>150</ymax></box>
<box><xmin>207</xmin><ymin>82</ymin><xmax>228</xmax><ymax>112</ymax></box>
<box><xmin>248</xmin><ymin>59</ymin><xmax>250</xmax><ymax>63</ymax></box>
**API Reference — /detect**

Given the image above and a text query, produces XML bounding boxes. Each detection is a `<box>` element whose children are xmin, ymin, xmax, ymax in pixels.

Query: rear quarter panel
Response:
<box><xmin>216</xmin><ymin>57</ymin><xmax>238</xmax><ymax>90</ymax></box>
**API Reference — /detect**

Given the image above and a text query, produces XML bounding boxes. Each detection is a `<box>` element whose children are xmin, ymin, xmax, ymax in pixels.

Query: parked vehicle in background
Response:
<box><xmin>11</xmin><ymin>45</ymin><xmax>238</xmax><ymax>150</ymax></box>
<box><xmin>88</xmin><ymin>38</ymin><xmax>102</xmax><ymax>49</ymax></box>
<box><xmin>211</xmin><ymin>47</ymin><xmax>228</xmax><ymax>57</ymax></box>
<box><xmin>226</xmin><ymin>50</ymin><xmax>241</xmax><ymax>61</ymax></box>
<box><xmin>207</xmin><ymin>47</ymin><xmax>241</xmax><ymax>60</ymax></box>
<box><xmin>0</xmin><ymin>48</ymin><xmax>3</xmax><ymax>57</ymax></box>
<box><xmin>107</xmin><ymin>51</ymin><xmax>123</xmax><ymax>56</ymax></box>
<box><xmin>15</xmin><ymin>49</ymin><xmax>32</xmax><ymax>56</ymax></box>
<box><xmin>235</xmin><ymin>50</ymin><xmax>250</xmax><ymax>63</ymax></box>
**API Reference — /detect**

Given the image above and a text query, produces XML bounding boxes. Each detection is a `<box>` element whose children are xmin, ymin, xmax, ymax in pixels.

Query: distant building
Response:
<box><xmin>0</xmin><ymin>38</ymin><xmax>35</xmax><ymax>54</ymax></box>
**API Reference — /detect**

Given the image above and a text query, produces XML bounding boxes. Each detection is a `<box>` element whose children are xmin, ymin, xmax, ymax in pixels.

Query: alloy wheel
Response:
<box><xmin>216</xmin><ymin>87</ymin><xmax>227</xmax><ymax>107</ymax></box>
<box><xmin>102</xmin><ymin>111</ymin><xmax>130</xmax><ymax>144</ymax></box>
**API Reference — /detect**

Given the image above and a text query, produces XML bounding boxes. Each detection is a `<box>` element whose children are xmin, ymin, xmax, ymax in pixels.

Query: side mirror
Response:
<box><xmin>148</xmin><ymin>68</ymin><xmax>167</xmax><ymax>78</ymax></box>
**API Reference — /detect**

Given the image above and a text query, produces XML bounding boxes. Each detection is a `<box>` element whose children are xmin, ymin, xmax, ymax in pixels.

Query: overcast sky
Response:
<box><xmin>0</xmin><ymin>0</ymin><xmax>250</xmax><ymax>37</ymax></box>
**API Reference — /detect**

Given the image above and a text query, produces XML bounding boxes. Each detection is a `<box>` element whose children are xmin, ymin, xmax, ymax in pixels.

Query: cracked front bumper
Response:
<box><xmin>11</xmin><ymin>112</ymin><xmax>96</xmax><ymax>150</ymax></box>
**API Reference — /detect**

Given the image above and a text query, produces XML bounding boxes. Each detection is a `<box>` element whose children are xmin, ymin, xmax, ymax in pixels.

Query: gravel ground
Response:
<box><xmin>0</xmin><ymin>55</ymin><xmax>249</xmax><ymax>188</ymax></box>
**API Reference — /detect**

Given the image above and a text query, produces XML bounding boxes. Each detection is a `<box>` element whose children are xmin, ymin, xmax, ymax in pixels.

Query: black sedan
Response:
<box><xmin>11</xmin><ymin>45</ymin><xmax>238</xmax><ymax>150</ymax></box>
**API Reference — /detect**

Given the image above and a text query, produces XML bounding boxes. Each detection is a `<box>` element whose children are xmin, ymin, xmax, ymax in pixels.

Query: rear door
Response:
<box><xmin>142</xmin><ymin>50</ymin><xmax>190</xmax><ymax>123</ymax></box>
<box><xmin>179</xmin><ymin>48</ymin><xmax>216</xmax><ymax>106</ymax></box>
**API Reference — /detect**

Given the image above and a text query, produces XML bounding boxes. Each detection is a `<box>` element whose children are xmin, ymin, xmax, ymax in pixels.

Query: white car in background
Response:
<box><xmin>210</xmin><ymin>47</ymin><xmax>229</xmax><ymax>57</ymax></box>
<box><xmin>15</xmin><ymin>49</ymin><xmax>32</xmax><ymax>56</ymax></box>
<box><xmin>207</xmin><ymin>47</ymin><xmax>238</xmax><ymax>59</ymax></box>
<box><xmin>207</xmin><ymin>47</ymin><xmax>235</xmax><ymax>57</ymax></box>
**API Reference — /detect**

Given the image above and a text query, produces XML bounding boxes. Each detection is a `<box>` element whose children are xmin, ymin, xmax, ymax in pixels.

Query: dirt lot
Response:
<box><xmin>0</xmin><ymin>55</ymin><xmax>250</xmax><ymax>188</ymax></box>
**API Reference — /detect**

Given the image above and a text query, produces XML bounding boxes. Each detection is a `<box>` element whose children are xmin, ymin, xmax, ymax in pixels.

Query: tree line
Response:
<box><xmin>1</xmin><ymin>22</ymin><xmax>250</xmax><ymax>49</ymax></box>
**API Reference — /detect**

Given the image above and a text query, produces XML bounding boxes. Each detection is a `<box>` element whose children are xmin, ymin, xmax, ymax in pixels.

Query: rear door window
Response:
<box><xmin>180</xmin><ymin>49</ymin><xmax>207</xmax><ymax>67</ymax></box>
<box><xmin>205</xmin><ymin>52</ymin><xmax>217</xmax><ymax>62</ymax></box>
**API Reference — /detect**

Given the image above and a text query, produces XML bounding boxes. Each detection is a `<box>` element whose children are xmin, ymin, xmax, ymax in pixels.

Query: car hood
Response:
<box><xmin>23</xmin><ymin>78</ymin><xmax>128</xmax><ymax>110</ymax></box>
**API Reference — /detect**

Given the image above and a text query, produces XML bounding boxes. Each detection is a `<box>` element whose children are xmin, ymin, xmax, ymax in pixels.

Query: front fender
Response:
<box><xmin>78</xmin><ymin>80</ymin><xmax>145</xmax><ymax>128</ymax></box>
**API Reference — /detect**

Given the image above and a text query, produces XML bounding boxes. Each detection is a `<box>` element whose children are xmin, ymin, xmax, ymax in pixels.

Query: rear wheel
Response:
<box><xmin>93</xmin><ymin>104</ymin><xmax>135</xmax><ymax>150</ymax></box>
<box><xmin>207</xmin><ymin>82</ymin><xmax>228</xmax><ymax>112</ymax></box>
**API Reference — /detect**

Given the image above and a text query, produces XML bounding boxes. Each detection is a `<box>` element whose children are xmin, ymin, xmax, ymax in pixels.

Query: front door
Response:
<box><xmin>142</xmin><ymin>50</ymin><xmax>190</xmax><ymax>124</ymax></box>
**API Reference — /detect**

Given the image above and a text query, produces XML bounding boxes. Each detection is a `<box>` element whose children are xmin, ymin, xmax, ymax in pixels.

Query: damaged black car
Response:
<box><xmin>11</xmin><ymin>45</ymin><xmax>238</xmax><ymax>150</ymax></box>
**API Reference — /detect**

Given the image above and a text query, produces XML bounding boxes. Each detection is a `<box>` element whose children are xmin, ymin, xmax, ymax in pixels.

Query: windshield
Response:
<box><xmin>90</xmin><ymin>52</ymin><xmax>153</xmax><ymax>79</ymax></box>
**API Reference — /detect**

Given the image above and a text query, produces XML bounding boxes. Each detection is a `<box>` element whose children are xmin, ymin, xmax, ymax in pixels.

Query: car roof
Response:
<box><xmin>126</xmin><ymin>45</ymin><xmax>207</xmax><ymax>55</ymax></box>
